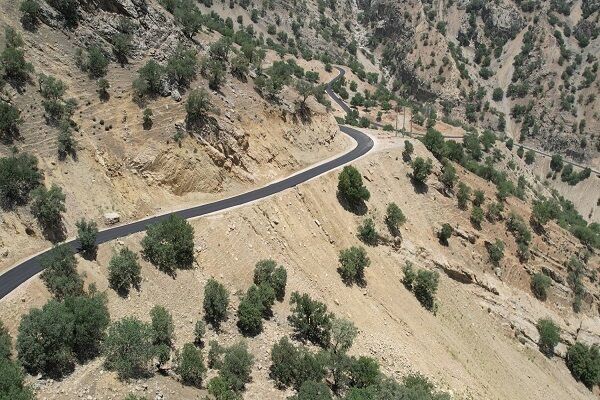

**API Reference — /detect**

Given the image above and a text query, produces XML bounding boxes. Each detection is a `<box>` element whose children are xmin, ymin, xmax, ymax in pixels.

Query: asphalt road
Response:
<box><xmin>0</xmin><ymin>69</ymin><xmax>374</xmax><ymax>300</ymax></box>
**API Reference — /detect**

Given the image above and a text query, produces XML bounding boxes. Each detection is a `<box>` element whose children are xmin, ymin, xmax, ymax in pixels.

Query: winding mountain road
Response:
<box><xmin>0</xmin><ymin>68</ymin><xmax>373</xmax><ymax>300</ymax></box>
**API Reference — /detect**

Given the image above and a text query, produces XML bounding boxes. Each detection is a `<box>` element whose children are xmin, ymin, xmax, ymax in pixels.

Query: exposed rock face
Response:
<box><xmin>481</xmin><ymin>1</ymin><xmax>525</xmax><ymax>41</ymax></box>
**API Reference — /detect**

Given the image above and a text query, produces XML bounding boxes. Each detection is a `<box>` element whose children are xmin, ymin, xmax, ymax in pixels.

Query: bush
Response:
<box><xmin>236</xmin><ymin>286</ymin><xmax>265</xmax><ymax>336</ymax></box>
<box><xmin>150</xmin><ymin>305</ymin><xmax>174</xmax><ymax>349</ymax></box>
<box><xmin>16</xmin><ymin>300</ymin><xmax>75</xmax><ymax>378</ymax></box>
<box><xmin>219</xmin><ymin>342</ymin><xmax>254</xmax><ymax>393</ymax></box>
<box><xmin>524</xmin><ymin>149</ymin><xmax>535</xmax><ymax>164</ymax></box>
<box><xmin>338</xmin><ymin>246</ymin><xmax>370</xmax><ymax>286</ymax></box>
<box><xmin>141</xmin><ymin>215</ymin><xmax>194</xmax><ymax>275</ymax></box>
<box><xmin>413</xmin><ymin>269</ymin><xmax>439</xmax><ymax>311</ymax></box>
<box><xmin>1</xmin><ymin>27</ymin><xmax>34</xmax><ymax>82</ymax></box>
<box><xmin>112</xmin><ymin>32</ymin><xmax>132</xmax><ymax>64</ymax></box>
<box><xmin>203</xmin><ymin>278</ymin><xmax>229</xmax><ymax>329</ymax></box>
<box><xmin>473</xmin><ymin>190</ymin><xmax>485</xmax><ymax>206</ymax></box>
<box><xmin>20</xmin><ymin>0</ymin><xmax>41</xmax><ymax>29</ymax></box>
<box><xmin>133</xmin><ymin>60</ymin><xmax>164</xmax><ymax>97</ymax></box>
<box><xmin>537</xmin><ymin>318</ymin><xmax>560</xmax><ymax>357</ymax></box>
<box><xmin>385</xmin><ymin>203</ymin><xmax>405</xmax><ymax>236</ymax></box>
<box><xmin>411</xmin><ymin>157</ymin><xmax>433</xmax><ymax>184</ymax></box>
<box><xmin>76</xmin><ymin>219</ymin><xmax>98</xmax><ymax>258</ymax></box>
<box><xmin>167</xmin><ymin>43</ymin><xmax>198</xmax><ymax>86</ymax></box>
<box><xmin>550</xmin><ymin>154</ymin><xmax>563</xmax><ymax>172</ymax></box>
<box><xmin>0</xmin><ymin>320</ymin><xmax>10</xmax><ymax>360</ymax></box>
<box><xmin>486</xmin><ymin>201</ymin><xmax>504</xmax><ymax>222</ymax></box>
<box><xmin>492</xmin><ymin>87</ymin><xmax>504</xmax><ymax>101</ymax></box>
<box><xmin>288</xmin><ymin>292</ymin><xmax>333</xmax><ymax>347</ymax></box>
<box><xmin>0</xmin><ymin>100</ymin><xmax>22</xmax><ymax>141</ymax></box>
<box><xmin>40</xmin><ymin>244</ymin><xmax>83</xmax><ymax>300</ymax></box>
<box><xmin>31</xmin><ymin>184</ymin><xmax>66</xmax><ymax>231</ymax></box>
<box><xmin>176</xmin><ymin>343</ymin><xmax>206</xmax><ymax>387</ymax></box>
<box><xmin>108</xmin><ymin>247</ymin><xmax>141</xmax><ymax>296</ymax></box>
<box><xmin>531</xmin><ymin>272</ymin><xmax>551</xmax><ymax>301</ymax></box>
<box><xmin>337</xmin><ymin>165</ymin><xmax>370</xmax><ymax>209</ymax></box>
<box><xmin>487</xmin><ymin>239</ymin><xmax>504</xmax><ymax>266</ymax></box>
<box><xmin>566</xmin><ymin>342</ymin><xmax>600</xmax><ymax>389</ymax></box>
<box><xmin>438</xmin><ymin>223</ymin><xmax>452</xmax><ymax>245</ymax></box>
<box><xmin>103</xmin><ymin>317</ymin><xmax>154</xmax><ymax>379</ymax></box>
<box><xmin>0</xmin><ymin>153</ymin><xmax>41</xmax><ymax>208</ymax></box>
<box><xmin>85</xmin><ymin>46</ymin><xmax>109</xmax><ymax>78</ymax></box>
<box><xmin>357</xmin><ymin>218</ymin><xmax>378</xmax><ymax>245</ymax></box>
<box><xmin>0</xmin><ymin>357</ymin><xmax>35</xmax><ymax>400</ymax></box>
<box><xmin>440</xmin><ymin>161</ymin><xmax>457</xmax><ymax>190</ymax></box>
<box><xmin>253</xmin><ymin>259</ymin><xmax>287</xmax><ymax>301</ymax></box>
<box><xmin>470</xmin><ymin>206</ymin><xmax>484</xmax><ymax>229</ymax></box>
<box><xmin>270</xmin><ymin>337</ymin><xmax>326</xmax><ymax>390</ymax></box>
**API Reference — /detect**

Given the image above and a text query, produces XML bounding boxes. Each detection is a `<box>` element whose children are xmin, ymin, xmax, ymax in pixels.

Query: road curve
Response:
<box><xmin>0</xmin><ymin>69</ymin><xmax>373</xmax><ymax>300</ymax></box>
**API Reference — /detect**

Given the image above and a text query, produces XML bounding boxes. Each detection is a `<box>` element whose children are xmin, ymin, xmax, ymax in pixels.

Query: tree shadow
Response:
<box><xmin>41</xmin><ymin>222</ymin><xmax>67</xmax><ymax>243</ymax></box>
<box><xmin>336</xmin><ymin>191</ymin><xmax>367</xmax><ymax>216</ymax></box>
<box><xmin>409</xmin><ymin>176</ymin><xmax>429</xmax><ymax>194</ymax></box>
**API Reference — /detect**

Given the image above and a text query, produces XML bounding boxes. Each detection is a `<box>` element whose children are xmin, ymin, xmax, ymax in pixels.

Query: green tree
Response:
<box><xmin>203</xmin><ymin>278</ymin><xmax>229</xmax><ymax>329</ymax></box>
<box><xmin>492</xmin><ymin>87</ymin><xmax>504</xmax><ymax>101</ymax></box>
<box><xmin>141</xmin><ymin>215</ymin><xmax>194</xmax><ymax>275</ymax></box>
<box><xmin>524</xmin><ymin>149</ymin><xmax>535</xmax><ymax>164</ymax></box>
<box><xmin>20</xmin><ymin>0</ymin><xmax>41</xmax><ymax>29</ymax></box>
<box><xmin>47</xmin><ymin>0</ymin><xmax>78</xmax><ymax>26</ymax></box>
<box><xmin>402</xmin><ymin>261</ymin><xmax>416</xmax><ymax>289</ymax></box>
<box><xmin>103</xmin><ymin>317</ymin><xmax>154</xmax><ymax>379</ymax></box>
<box><xmin>385</xmin><ymin>202</ymin><xmax>405</xmax><ymax>236</ymax></box>
<box><xmin>487</xmin><ymin>239</ymin><xmax>505</xmax><ymax>266</ymax></box>
<box><xmin>186</xmin><ymin>88</ymin><xmax>212</xmax><ymax>126</ymax></box>
<box><xmin>97</xmin><ymin>78</ymin><xmax>110</xmax><ymax>100</ymax></box>
<box><xmin>0</xmin><ymin>357</ymin><xmax>35</xmax><ymax>400</ymax></box>
<box><xmin>473</xmin><ymin>190</ymin><xmax>485</xmax><ymax>207</ymax></box>
<box><xmin>150</xmin><ymin>305</ymin><xmax>174</xmax><ymax>348</ymax></box>
<box><xmin>86</xmin><ymin>46</ymin><xmax>109</xmax><ymax>78</ymax></box>
<box><xmin>413</xmin><ymin>269</ymin><xmax>439</xmax><ymax>311</ymax></box>
<box><xmin>219</xmin><ymin>342</ymin><xmax>254</xmax><ymax>393</ymax></box>
<box><xmin>236</xmin><ymin>286</ymin><xmax>265</xmax><ymax>337</ymax></box>
<box><xmin>456</xmin><ymin>182</ymin><xmax>471</xmax><ymax>210</ymax></box>
<box><xmin>0</xmin><ymin>100</ymin><xmax>22</xmax><ymax>141</ymax></box>
<box><xmin>439</xmin><ymin>161</ymin><xmax>457</xmax><ymax>190</ymax></box>
<box><xmin>253</xmin><ymin>259</ymin><xmax>287</xmax><ymax>301</ymax></box>
<box><xmin>112</xmin><ymin>32</ymin><xmax>132</xmax><ymax>64</ymax></box>
<box><xmin>337</xmin><ymin>166</ymin><xmax>370</xmax><ymax>208</ymax></box>
<box><xmin>16</xmin><ymin>300</ymin><xmax>75</xmax><ymax>378</ymax></box>
<box><xmin>0</xmin><ymin>320</ymin><xmax>12</xmax><ymax>360</ymax></box>
<box><xmin>176</xmin><ymin>343</ymin><xmax>206</xmax><ymax>387</ymax></box>
<box><xmin>40</xmin><ymin>244</ymin><xmax>83</xmax><ymax>299</ymax></box>
<box><xmin>330</xmin><ymin>317</ymin><xmax>358</xmax><ymax>354</ymax></box>
<box><xmin>288</xmin><ymin>292</ymin><xmax>333</xmax><ymax>347</ymax></box>
<box><xmin>291</xmin><ymin>380</ymin><xmax>332</xmax><ymax>400</ymax></box>
<box><xmin>166</xmin><ymin>43</ymin><xmax>198</xmax><ymax>86</ymax></box>
<box><xmin>438</xmin><ymin>223</ymin><xmax>452</xmax><ymax>245</ymax></box>
<box><xmin>108</xmin><ymin>247</ymin><xmax>141</xmax><ymax>296</ymax></box>
<box><xmin>470</xmin><ymin>206</ymin><xmax>484</xmax><ymax>230</ymax></box>
<box><xmin>530</xmin><ymin>272</ymin><xmax>551</xmax><ymax>301</ymax></box>
<box><xmin>269</xmin><ymin>337</ymin><xmax>326</xmax><ymax>390</ymax></box>
<box><xmin>0</xmin><ymin>153</ymin><xmax>41</xmax><ymax>208</ymax></box>
<box><xmin>142</xmin><ymin>108</ymin><xmax>153</xmax><ymax>130</ymax></box>
<box><xmin>402</xmin><ymin>140</ymin><xmax>414</xmax><ymax>162</ymax></box>
<box><xmin>411</xmin><ymin>157</ymin><xmax>433</xmax><ymax>184</ymax></box>
<box><xmin>531</xmin><ymin>198</ymin><xmax>560</xmax><ymax>227</ymax></box>
<box><xmin>64</xmin><ymin>293</ymin><xmax>110</xmax><ymax>362</ymax></box>
<box><xmin>357</xmin><ymin>218</ymin><xmax>378</xmax><ymax>245</ymax></box>
<box><xmin>566</xmin><ymin>342</ymin><xmax>600</xmax><ymax>389</ymax></box>
<box><xmin>349</xmin><ymin>356</ymin><xmax>380</xmax><ymax>388</ymax></box>
<box><xmin>1</xmin><ymin>27</ymin><xmax>34</xmax><ymax>82</ymax></box>
<box><xmin>422</xmin><ymin>128</ymin><xmax>446</xmax><ymax>159</ymax></box>
<box><xmin>31</xmin><ymin>184</ymin><xmax>66</xmax><ymax>231</ymax></box>
<box><xmin>537</xmin><ymin>318</ymin><xmax>560</xmax><ymax>357</ymax></box>
<box><xmin>133</xmin><ymin>59</ymin><xmax>164</xmax><ymax>97</ymax></box>
<box><xmin>338</xmin><ymin>246</ymin><xmax>370</xmax><ymax>286</ymax></box>
<box><xmin>76</xmin><ymin>219</ymin><xmax>98</xmax><ymax>258</ymax></box>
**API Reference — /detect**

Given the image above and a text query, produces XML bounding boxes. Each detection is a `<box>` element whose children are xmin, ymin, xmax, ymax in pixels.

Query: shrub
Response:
<box><xmin>357</xmin><ymin>218</ymin><xmax>378</xmax><ymax>245</ymax></box>
<box><xmin>550</xmin><ymin>154</ymin><xmax>563</xmax><ymax>172</ymax></box>
<box><xmin>537</xmin><ymin>318</ymin><xmax>560</xmax><ymax>357</ymax></box>
<box><xmin>337</xmin><ymin>166</ymin><xmax>370</xmax><ymax>208</ymax></box>
<box><xmin>103</xmin><ymin>317</ymin><xmax>154</xmax><ymax>379</ymax></box>
<box><xmin>0</xmin><ymin>320</ymin><xmax>10</xmax><ymax>360</ymax></box>
<box><xmin>566</xmin><ymin>342</ymin><xmax>600</xmax><ymax>389</ymax></box>
<box><xmin>176</xmin><ymin>343</ymin><xmax>206</xmax><ymax>387</ymax></box>
<box><xmin>567</xmin><ymin>257</ymin><xmax>586</xmax><ymax>313</ymax></box>
<box><xmin>439</xmin><ymin>161</ymin><xmax>457</xmax><ymax>190</ymax></box>
<box><xmin>413</xmin><ymin>269</ymin><xmax>439</xmax><ymax>311</ymax></box>
<box><xmin>330</xmin><ymin>317</ymin><xmax>358</xmax><ymax>354</ymax></box>
<box><xmin>40</xmin><ymin>244</ymin><xmax>83</xmax><ymax>300</ymax></box>
<box><xmin>253</xmin><ymin>259</ymin><xmax>287</xmax><ymax>301</ymax></box>
<box><xmin>203</xmin><ymin>278</ymin><xmax>229</xmax><ymax>329</ymax></box>
<box><xmin>85</xmin><ymin>46</ymin><xmax>109</xmax><ymax>78</ymax></box>
<box><xmin>150</xmin><ymin>305</ymin><xmax>174</xmax><ymax>349</ymax></box>
<box><xmin>486</xmin><ymin>201</ymin><xmax>504</xmax><ymax>222</ymax></box>
<box><xmin>0</xmin><ymin>100</ymin><xmax>22</xmax><ymax>141</ymax></box>
<box><xmin>411</xmin><ymin>157</ymin><xmax>433</xmax><ymax>184</ymax></box>
<box><xmin>456</xmin><ymin>182</ymin><xmax>471</xmax><ymax>210</ymax></box>
<box><xmin>20</xmin><ymin>0</ymin><xmax>41</xmax><ymax>29</ymax></box>
<box><xmin>16</xmin><ymin>300</ymin><xmax>75</xmax><ymax>378</ymax></box>
<box><xmin>402</xmin><ymin>140</ymin><xmax>414</xmax><ymax>161</ymax></box>
<box><xmin>112</xmin><ymin>32</ymin><xmax>132</xmax><ymax>64</ymax></box>
<box><xmin>0</xmin><ymin>153</ymin><xmax>41</xmax><ymax>208</ymax></box>
<box><xmin>133</xmin><ymin>60</ymin><xmax>164</xmax><ymax>97</ymax></box>
<box><xmin>31</xmin><ymin>184</ymin><xmax>66</xmax><ymax>231</ymax></box>
<box><xmin>108</xmin><ymin>247</ymin><xmax>141</xmax><ymax>296</ymax></box>
<box><xmin>473</xmin><ymin>190</ymin><xmax>485</xmax><ymax>206</ymax></box>
<box><xmin>338</xmin><ymin>246</ymin><xmax>370</xmax><ymax>286</ymax></box>
<box><xmin>524</xmin><ymin>149</ymin><xmax>535</xmax><ymax>164</ymax></box>
<box><xmin>470</xmin><ymin>206</ymin><xmax>484</xmax><ymax>229</ymax></box>
<box><xmin>385</xmin><ymin>203</ymin><xmax>405</xmax><ymax>236</ymax></box>
<box><xmin>487</xmin><ymin>239</ymin><xmax>504</xmax><ymax>266</ymax></box>
<box><xmin>1</xmin><ymin>27</ymin><xmax>34</xmax><ymax>82</ymax></box>
<box><xmin>236</xmin><ymin>286</ymin><xmax>265</xmax><ymax>337</ymax></box>
<box><xmin>438</xmin><ymin>223</ymin><xmax>452</xmax><ymax>245</ymax></box>
<box><xmin>166</xmin><ymin>44</ymin><xmax>198</xmax><ymax>86</ymax></box>
<box><xmin>76</xmin><ymin>219</ymin><xmax>98</xmax><ymax>258</ymax></box>
<box><xmin>531</xmin><ymin>272</ymin><xmax>551</xmax><ymax>301</ymax></box>
<box><xmin>492</xmin><ymin>87</ymin><xmax>504</xmax><ymax>101</ymax></box>
<box><xmin>219</xmin><ymin>342</ymin><xmax>254</xmax><ymax>393</ymax></box>
<box><xmin>288</xmin><ymin>292</ymin><xmax>333</xmax><ymax>347</ymax></box>
<box><xmin>141</xmin><ymin>215</ymin><xmax>194</xmax><ymax>275</ymax></box>
<box><xmin>402</xmin><ymin>262</ymin><xmax>416</xmax><ymax>289</ymax></box>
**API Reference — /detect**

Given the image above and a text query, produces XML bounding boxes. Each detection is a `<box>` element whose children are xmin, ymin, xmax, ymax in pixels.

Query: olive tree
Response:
<box><xmin>141</xmin><ymin>215</ymin><xmax>194</xmax><ymax>275</ymax></box>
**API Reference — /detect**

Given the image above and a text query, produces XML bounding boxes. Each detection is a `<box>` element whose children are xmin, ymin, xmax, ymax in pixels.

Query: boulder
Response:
<box><xmin>104</xmin><ymin>212</ymin><xmax>121</xmax><ymax>225</ymax></box>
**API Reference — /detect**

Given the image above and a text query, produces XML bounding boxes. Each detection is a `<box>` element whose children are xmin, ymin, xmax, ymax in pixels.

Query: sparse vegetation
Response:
<box><xmin>531</xmin><ymin>272</ymin><xmax>551</xmax><ymax>301</ymax></box>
